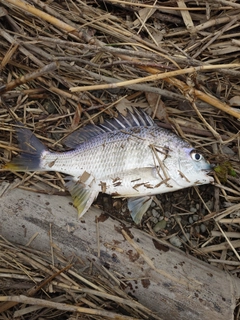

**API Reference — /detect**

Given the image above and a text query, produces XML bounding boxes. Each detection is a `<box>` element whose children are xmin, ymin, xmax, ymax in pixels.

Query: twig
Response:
<box><xmin>70</xmin><ymin>64</ymin><xmax>240</xmax><ymax>92</ymax></box>
<box><xmin>0</xmin><ymin>62</ymin><xmax>59</xmax><ymax>94</ymax></box>
<box><xmin>0</xmin><ymin>295</ymin><xmax>139</xmax><ymax>319</ymax></box>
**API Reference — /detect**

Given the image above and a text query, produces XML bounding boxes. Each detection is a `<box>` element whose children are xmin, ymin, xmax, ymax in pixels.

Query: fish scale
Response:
<box><xmin>4</xmin><ymin>109</ymin><xmax>214</xmax><ymax>224</ymax></box>
<box><xmin>41</xmin><ymin>127</ymin><xmax>180</xmax><ymax>179</ymax></box>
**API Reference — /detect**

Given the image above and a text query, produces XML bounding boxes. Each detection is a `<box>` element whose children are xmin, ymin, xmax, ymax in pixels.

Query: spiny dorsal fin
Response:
<box><xmin>63</xmin><ymin>108</ymin><xmax>155</xmax><ymax>149</ymax></box>
<box><xmin>63</xmin><ymin>124</ymin><xmax>106</xmax><ymax>148</ymax></box>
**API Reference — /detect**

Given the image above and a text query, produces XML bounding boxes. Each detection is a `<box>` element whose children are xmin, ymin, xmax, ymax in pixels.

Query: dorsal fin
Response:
<box><xmin>63</xmin><ymin>108</ymin><xmax>155</xmax><ymax>149</ymax></box>
<box><xmin>63</xmin><ymin>124</ymin><xmax>106</xmax><ymax>148</ymax></box>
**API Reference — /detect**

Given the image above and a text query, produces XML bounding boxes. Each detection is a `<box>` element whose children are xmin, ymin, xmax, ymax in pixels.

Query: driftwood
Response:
<box><xmin>0</xmin><ymin>182</ymin><xmax>239</xmax><ymax>320</ymax></box>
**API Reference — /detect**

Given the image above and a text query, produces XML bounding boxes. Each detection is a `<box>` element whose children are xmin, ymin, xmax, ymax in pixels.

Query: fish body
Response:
<box><xmin>5</xmin><ymin>109</ymin><xmax>213</xmax><ymax>223</ymax></box>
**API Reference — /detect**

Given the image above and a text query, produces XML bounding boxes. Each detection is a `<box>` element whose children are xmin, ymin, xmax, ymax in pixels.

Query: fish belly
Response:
<box><xmin>99</xmin><ymin>167</ymin><xmax>183</xmax><ymax>198</ymax></box>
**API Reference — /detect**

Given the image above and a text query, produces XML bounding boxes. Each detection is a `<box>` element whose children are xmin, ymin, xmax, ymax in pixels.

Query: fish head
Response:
<box><xmin>165</xmin><ymin>147</ymin><xmax>214</xmax><ymax>187</ymax></box>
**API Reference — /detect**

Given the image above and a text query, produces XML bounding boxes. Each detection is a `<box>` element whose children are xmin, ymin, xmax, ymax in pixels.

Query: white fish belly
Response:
<box><xmin>99</xmin><ymin>167</ymin><xmax>198</xmax><ymax>198</ymax></box>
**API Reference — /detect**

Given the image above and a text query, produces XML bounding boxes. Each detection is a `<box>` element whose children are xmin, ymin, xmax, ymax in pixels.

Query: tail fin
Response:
<box><xmin>4</xmin><ymin>123</ymin><xmax>47</xmax><ymax>172</ymax></box>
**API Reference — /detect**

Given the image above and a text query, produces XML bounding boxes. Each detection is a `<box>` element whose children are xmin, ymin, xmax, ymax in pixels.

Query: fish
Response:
<box><xmin>4</xmin><ymin>108</ymin><xmax>213</xmax><ymax>224</ymax></box>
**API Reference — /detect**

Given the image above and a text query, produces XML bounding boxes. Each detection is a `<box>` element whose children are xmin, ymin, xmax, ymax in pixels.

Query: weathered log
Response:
<box><xmin>0</xmin><ymin>183</ymin><xmax>239</xmax><ymax>320</ymax></box>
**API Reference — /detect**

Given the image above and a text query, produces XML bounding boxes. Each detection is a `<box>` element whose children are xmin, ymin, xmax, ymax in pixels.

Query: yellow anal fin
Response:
<box><xmin>66</xmin><ymin>179</ymin><xmax>98</xmax><ymax>218</ymax></box>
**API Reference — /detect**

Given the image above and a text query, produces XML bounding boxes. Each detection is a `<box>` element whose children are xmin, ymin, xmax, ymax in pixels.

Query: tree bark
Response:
<box><xmin>0</xmin><ymin>182</ymin><xmax>239</xmax><ymax>320</ymax></box>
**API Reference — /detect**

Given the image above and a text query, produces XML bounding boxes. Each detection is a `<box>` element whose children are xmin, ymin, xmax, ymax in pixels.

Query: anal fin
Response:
<box><xmin>128</xmin><ymin>196</ymin><xmax>153</xmax><ymax>224</ymax></box>
<box><xmin>66</xmin><ymin>178</ymin><xmax>98</xmax><ymax>218</ymax></box>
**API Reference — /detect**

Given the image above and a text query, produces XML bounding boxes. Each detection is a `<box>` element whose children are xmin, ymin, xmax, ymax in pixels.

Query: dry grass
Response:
<box><xmin>0</xmin><ymin>235</ymin><xmax>161</xmax><ymax>320</ymax></box>
<box><xmin>0</xmin><ymin>0</ymin><xmax>240</xmax><ymax>319</ymax></box>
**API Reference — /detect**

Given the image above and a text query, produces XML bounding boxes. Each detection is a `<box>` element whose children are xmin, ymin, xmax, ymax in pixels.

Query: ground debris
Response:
<box><xmin>0</xmin><ymin>1</ymin><xmax>240</xmax><ymax>319</ymax></box>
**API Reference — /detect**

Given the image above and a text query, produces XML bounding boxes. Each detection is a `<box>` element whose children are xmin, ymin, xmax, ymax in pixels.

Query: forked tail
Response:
<box><xmin>4</xmin><ymin>123</ymin><xmax>47</xmax><ymax>171</ymax></box>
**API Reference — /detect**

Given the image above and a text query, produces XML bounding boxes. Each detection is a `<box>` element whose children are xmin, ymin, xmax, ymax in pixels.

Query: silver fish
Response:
<box><xmin>5</xmin><ymin>109</ymin><xmax>213</xmax><ymax>224</ymax></box>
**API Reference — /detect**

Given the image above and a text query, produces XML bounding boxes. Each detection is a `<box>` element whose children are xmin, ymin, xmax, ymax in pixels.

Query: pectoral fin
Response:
<box><xmin>66</xmin><ymin>178</ymin><xmax>98</xmax><ymax>218</ymax></box>
<box><xmin>128</xmin><ymin>196</ymin><xmax>153</xmax><ymax>224</ymax></box>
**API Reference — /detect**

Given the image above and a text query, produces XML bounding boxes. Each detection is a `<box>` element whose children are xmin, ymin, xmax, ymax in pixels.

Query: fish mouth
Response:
<box><xmin>202</xmin><ymin>168</ymin><xmax>213</xmax><ymax>174</ymax></box>
<box><xmin>201</xmin><ymin>165</ymin><xmax>215</xmax><ymax>178</ymax></box>
<box><xmin>201</xmin><ymin>168</ymin><xmax>214</xmax><ymax>182</ymax></box>
<box><xmin>202</xmin><ymin>163</ymin><xmax>215</xmax><ymax>174</ymax></box>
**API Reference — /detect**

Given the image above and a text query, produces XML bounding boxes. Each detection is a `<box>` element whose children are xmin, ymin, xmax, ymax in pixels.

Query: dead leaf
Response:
<box><xmin>133</xmin><ymin>7</ymin><xmax>157</xmax><ymax>27</ymax></box>
<box><xmin>229</xmin><ymin>96</ymin><xmax>240</xmax><ymax>106</ymax></box>
<box><xmin>115</xmin><ymin>98</ymin><xmax>133</xmax><ymax>116</ymax></box>
<box><xmin>79</xmin><ymin>171</ymin><xmax>91</xmax><ymax>183</ymax></box>
<box><xmin>71</xmin><ymin>103</ymin><xmax>82</xmax><ymax>129</ymax></box>
<box><xmin>115</xmin><ymin>99</ymin><xmax>148</xmax><ymax>116</ymax></box>
<box><xmin>151</xmin><ymin>30</ymin><xmax>164</xmax><ymax>43</ymax></box>
<box><xmin>145</xmin><ymin>92</ymin><xmax>169</xmax><ymax>122</ymax></box>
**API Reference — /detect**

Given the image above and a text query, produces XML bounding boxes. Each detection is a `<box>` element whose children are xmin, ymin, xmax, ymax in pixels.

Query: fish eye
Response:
<box><xmin>190</xmin><ymin>151</ymin><xmax>203</xmax><ymax>161</ymax></box>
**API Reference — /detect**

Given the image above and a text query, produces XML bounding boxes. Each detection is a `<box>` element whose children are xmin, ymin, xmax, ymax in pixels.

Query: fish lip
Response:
<box><xmin>201</xmin><ymin>168</ymin><xmax>213</xmax><ymax>175</ymax></box>
<box><xmin>201</xmin><ymin>163</ymin><xmax>215</xmax><ymax>174</ymax></box>
<box><xmin>201</xmin><ymin>169</ymin><xmax>214</xmax><ymax>182</ymax></box>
